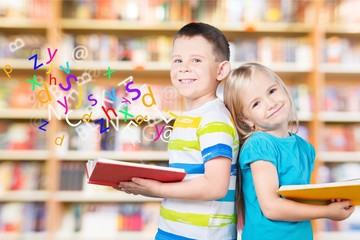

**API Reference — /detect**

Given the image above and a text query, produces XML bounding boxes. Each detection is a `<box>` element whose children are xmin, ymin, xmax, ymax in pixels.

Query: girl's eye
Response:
<box><xmin>269</xmin><ymin>88</ymin><xmax>277</xmax><ymax>94</ymax></box>
<box><xmin>173</xmin><ymin>59</ymin><xmax>182</xmax><ymax>63</ymax></box>
<box><xmin>252</xmin><ymin>101</ymin><xmax>259</xmax><ymax>109</ymax></box>
<box><xmin>192</xmin><ymin>58</ymin><xmax>201</xmax><ymax>63</ymax></box>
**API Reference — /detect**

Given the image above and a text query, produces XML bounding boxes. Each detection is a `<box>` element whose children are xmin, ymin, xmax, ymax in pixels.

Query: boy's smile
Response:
<box><xmin>178</xmin><ymin>78</ymin><xmax>196</xmax><ymax>84</ymax></box>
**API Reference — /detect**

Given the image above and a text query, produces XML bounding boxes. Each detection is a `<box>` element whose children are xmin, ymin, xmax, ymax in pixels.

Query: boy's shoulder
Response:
<box><xmin>203</xmin><ymin>98</ymin><xmax>228</xmax><ymax>111</ymax></box>
<box><xmin>200</xmin><ymin>99</ymin><xmax>232</xmax><ymax>119</ymax></box>
<box><xmin>179</xmin><ymin>99</ymin><xmax>234</xmax><ymax>128</ymax></box>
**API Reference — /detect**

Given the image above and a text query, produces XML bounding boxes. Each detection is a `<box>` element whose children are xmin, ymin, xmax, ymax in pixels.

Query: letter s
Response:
<box><xmin>59</xmin><ymin>74</ymin><xmax>78</xmax><ymax>91</ymax></box>
<box><xmin>125</xmin><ymin>81</ymin><xmax>141</xmax><ymax>101</ymax></box>
<box><xmin>87</xmin><ymin>94</ymin><xmax>98</xmax><ymax>106</ymax></box>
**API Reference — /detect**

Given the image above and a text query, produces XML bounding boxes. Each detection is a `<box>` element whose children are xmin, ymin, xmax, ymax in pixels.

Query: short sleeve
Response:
<box><xmin>198</xmin><ymin>111</ymin><xmax>237</xmax><ymax>163</ymax></box>
<box><xmin>309</xmin><ymin>143</ymin><xmax>316</xmax><ymax>171</ymax></box>
<box><xmin>240</xmin><ymin>133</ymin><xmax>278</xmax><ymax>170</ymax></box>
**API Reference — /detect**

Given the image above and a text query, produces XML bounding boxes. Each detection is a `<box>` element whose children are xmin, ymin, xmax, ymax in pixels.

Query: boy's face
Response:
<box><xmin>170</xmin><ymin>36</ymin><xmax>223</xmax><ymax>109</ymax></box>
<box><xmin>241</xmin><ymin>72</ymin><xmax>291</xmax><ymax>137</ymax></box>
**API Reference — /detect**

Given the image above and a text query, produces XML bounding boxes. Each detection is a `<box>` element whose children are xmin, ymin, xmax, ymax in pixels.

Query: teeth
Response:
<box><xmin>180</xmin><ymin>79</ymin><xmax>194</xmax><ymax>83</ymax></box>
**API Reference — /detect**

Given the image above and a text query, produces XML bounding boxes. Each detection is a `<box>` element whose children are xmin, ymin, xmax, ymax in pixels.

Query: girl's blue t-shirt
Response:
<box><xmin>240</xmin><ymin>131</ymin><xmax>315</xmax><ymax>240</ymax></box>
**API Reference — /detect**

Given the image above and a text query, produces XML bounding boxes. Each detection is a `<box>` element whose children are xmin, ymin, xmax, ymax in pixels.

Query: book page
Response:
<box><xmin>94</xmin><ymin>158</ymin><xmax>185</xmax><ymax>173</ymax></box>
<box><xmin>279</xmin><ymin>177</ymin><xmax>360</xmax><ymax>191</ymax></box>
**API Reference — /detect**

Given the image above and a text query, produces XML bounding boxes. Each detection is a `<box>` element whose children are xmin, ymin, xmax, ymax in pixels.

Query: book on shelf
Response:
<box><xmin>0</xmin><ymin>161</ymin><xmax>45</xmax><ymax>192</ymax></box>
<box><xmin>59</xmin><ymin>162</ymin><xmax>85</xmax><ymax>191</ymax></box>
<box><xmin>58</xmin><ymin>202</ymin><xmax>159</xmax><ymax>234</ymax></box>
<box><xmin>0</xmin><ymin>202</ymin><xmax>45</xmax><ymax>232</ymax></box>
<box><xmin>277</xmin><ymin>178</ymin><xmax>360</xmax><ymax>206</ymax></box>
<box><xmin>324</xmin><ymin>85</ymin><xmax>360</xmax><ymax>112</ymax></box>
<box><xmin>323</xmin><ymin>124</ymin><xmax>360</xmax><ymax>152</ymax></box>
<box><xmin>85</xmin><ymin>158</ymin><xmax>186</xmax><ymax>187</ymax></box>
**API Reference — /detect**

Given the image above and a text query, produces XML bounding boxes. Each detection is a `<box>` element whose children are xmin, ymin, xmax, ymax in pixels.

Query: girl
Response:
<box><xmin>223</xmin><ymin>62</ymin><xmax>354</xmax><ymax>240</ymax></box>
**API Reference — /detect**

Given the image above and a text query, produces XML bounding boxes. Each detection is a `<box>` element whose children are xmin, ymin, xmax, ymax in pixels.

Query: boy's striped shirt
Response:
<box><xmin>155</xmin><ymin>98</ymin><xmax>239</xmax><ymax>240</ymax></box>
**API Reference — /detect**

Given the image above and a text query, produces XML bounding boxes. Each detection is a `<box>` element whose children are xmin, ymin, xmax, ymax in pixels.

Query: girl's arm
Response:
<box><xmin>251</xmin><ymin>160</ymin><xmax>355</xmax><ymax>222</ymax></box>
<box><xmin>116</xmin><ymin>156</ymin><xmax>231</xmax><ymax>200</ymax></box>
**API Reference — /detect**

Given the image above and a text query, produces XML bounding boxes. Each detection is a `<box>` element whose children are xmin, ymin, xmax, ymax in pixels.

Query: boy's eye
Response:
<box><xmin>192</xmin><ymin>58</ymin><xmax>201</xmax><ymax>63</ymax></box>
<box><xmin>173</xmin><ymin>59</ymin><xmax>182</xmax><ymax>63</ymax></box>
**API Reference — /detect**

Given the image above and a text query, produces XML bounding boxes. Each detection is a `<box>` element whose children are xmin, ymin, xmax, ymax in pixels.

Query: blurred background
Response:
<box><xmin>0</xmin><ymin>0</ymin><xmax>359</xmax><ymax>239</ymax></box>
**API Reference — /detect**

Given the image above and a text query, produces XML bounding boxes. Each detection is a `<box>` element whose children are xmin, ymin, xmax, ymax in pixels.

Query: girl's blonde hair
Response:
<box><xmin>224</xmin><ymin>62</ymin><xmax>298</xmax><ymax>141</ymax></box>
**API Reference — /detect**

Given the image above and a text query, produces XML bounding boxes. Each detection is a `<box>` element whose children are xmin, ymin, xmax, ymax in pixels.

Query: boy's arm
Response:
<box><xmin>251</xmin><ymin>161</ymin><xmax>355</xmax><ymax>221</ymax></box>
<box><xmin>117</xmin><ymin>156</ymin><xmax>232</xmax><ymax>200</ymax></box>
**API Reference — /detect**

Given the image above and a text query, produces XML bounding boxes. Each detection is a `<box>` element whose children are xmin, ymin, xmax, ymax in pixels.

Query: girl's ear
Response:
<box><xmin>244</xmin><ymin>120</ymin><xmax>255</xmax><ymax>129</ymax></box>
<box><xmin>216</xmin><ymin>61</ymin><xmax>231</xmax><ymax>81</ymax></box>
<box><xmin>238</xmin><ymin>116</ymin><xmax>255</xmax><ymax>131</ymax></box>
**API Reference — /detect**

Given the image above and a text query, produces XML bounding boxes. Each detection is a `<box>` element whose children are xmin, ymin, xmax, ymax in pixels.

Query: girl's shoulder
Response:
<box><xmin>245</xmin><ymin>132</ymin><xmax>274</xmax><ymax>143</ymax></box>
<box><xmin>242</xmin><ymin>131</ymin><xmax>292</xmax><ymax>152</ymax></box>
<box><xmin>240</xmin><ymin>132</ymin><xmax>279</xmax><ymax>167</ymax></box>
<box><xmin>242</xmin><ymin>132</ymin><xmax>277</xmax><ymax>151</ymax></box>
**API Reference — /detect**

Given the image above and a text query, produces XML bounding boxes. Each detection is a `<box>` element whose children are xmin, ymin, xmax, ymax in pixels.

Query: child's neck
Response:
<box><xmin>184</xmin><ymin>95</ymin><xmax>217</xmax><ymax>111</ymax></box>
<box><xmin>264</xmin><ymin>127</ymin><xmax>290</xmax><ymax>138</ymax></box>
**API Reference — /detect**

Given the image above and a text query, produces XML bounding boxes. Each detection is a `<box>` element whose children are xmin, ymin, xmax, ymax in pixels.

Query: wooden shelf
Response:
<box><xmin>69</xmin><ymin>60</ymin><xmax>170</xmax><ymax>72</ymax></box>
<box><xmin>56</xmin><ymin>191</ymin><xmax>161</xmax><ymax>202</ymax></box>
<box><xmin>0</xmin><ymin>19</ymin><xmax>47</xmax><ymax>31</ymax></box>
<box><xmin>319</xmin><ymin>112</ymin><xmax>360</xmax><ymax>122</ymax></box>
<box><xmin>61</xmin><ymin>19</ymin><xmax>184</xmax><ymax>33</ymax></box>
<box><xmin>0</xmin><ymin>191</ymin><xmax>49</xmax><ymax>202</ymax></box>
<box><xmin>326</xmin><ymin>24</ymin><xmax>360</xmax><ymax>35</ymax></box>
<box><xmin>0</xmin><ymin>59</ymin><xmax>32</xmax><ymax>70</ymax></box>
<box><xmin>0</xmin><ymin>232</ymin><xmax>156</xmax><ymax>240</ymax></box>
<box><xmin>57</xmin><ymin>150</ymin><xmax>168</xmax><ymax>161</ymax></box>
<box><xmin>317</xmin><ymin>231</ymin><xmax>360</xmax><ymax>240</ymax></box>
<box><xmin>61</xmin><ymin>19</ymin><xmax>312</xmax><ymax>34</ymax></box>
<box><xmin>223</xmin><ymin>22</ymin><xmax>313</xmax><ymax>36</ymax></box>
<box><xmin>0</xmin><ymin>232</ymin><xmax>49</xmax><ymax>240</ymax></box>
<box><xmin>321</xmin><ymin>64</ymin><xmax>360</xmax><ymax>74</ymax></box>
<box><xmin>55</xmin><ymin>231</ymin><xmax>156</xmax><ymax>240</ymax></box>
<box><xmin>0</xmin><ymin>109</ymin><xmax>48</xmax><ymax>119</ymax></box>
<box><xmin>318</xmin><ymin>152</ymin><xmax>360</xmax><ymax>163</ymax></box>
<box><xmin>0</xmin><ymin>150</ymin><xmax>50</xmax><ymax>160</ymax></box>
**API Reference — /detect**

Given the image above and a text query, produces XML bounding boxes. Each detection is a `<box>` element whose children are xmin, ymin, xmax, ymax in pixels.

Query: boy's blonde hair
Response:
<box><xmin>224</xmin><ymin>62</ymin><xmax>298</xmax><ymax>141</ymax></box>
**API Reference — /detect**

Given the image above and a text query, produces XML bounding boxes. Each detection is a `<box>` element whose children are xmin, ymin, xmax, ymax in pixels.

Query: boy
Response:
<box><xmin>117</xmin><ymin>22</ymin><xmax>239</xmax><ymax>240</ymax></box>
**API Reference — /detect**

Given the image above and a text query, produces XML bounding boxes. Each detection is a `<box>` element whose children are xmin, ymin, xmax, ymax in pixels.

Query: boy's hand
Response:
<box><xmin>114</xmin><ymin>178</ymin><xmax>162</xmax><ymax>198</ymax></box>
<box><xmin>326</xmin><ymin>199</ymin><xmax>355</xmax><ymax>221</ymax></box>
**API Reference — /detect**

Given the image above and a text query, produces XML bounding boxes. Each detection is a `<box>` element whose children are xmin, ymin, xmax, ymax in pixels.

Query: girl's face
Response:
<box><xmin>241</xmin><ymin>72</ymin><xmax>291</xmax><ymax>137</ymax></box>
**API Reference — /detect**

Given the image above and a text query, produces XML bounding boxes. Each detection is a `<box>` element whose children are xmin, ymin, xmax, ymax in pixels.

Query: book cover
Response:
<box><xmin>277</xmin><ymin>178</ymin><xmax>360</xmax><ymax>205</ymax></box>
<box><xmin>85</xmin><ymin>158</ymin><xmax>186</xmax><ymax>187</ymax></box>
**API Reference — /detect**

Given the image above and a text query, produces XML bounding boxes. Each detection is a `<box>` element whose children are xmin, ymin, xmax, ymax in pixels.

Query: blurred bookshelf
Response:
<box><xmin>0</xmin><ymin>0</ymin><xmax>359</xmax><ymax>239</ymax></box>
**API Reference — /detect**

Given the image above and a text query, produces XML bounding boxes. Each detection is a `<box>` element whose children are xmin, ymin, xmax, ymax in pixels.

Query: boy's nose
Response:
<box><xmin>179</xmin><ymin>63</ymin><xmax>191</xmax><ymax>72</ymax></box>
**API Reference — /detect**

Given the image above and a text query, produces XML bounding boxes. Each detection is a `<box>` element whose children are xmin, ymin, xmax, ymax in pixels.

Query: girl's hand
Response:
<box><xmin>326</xmin><ymin>200</ymin><xmax>355</xmax><ymax>221</ymax></box>
<box><xmin>114</xmin><ymin>178</ymin><xmax>162</xmax><ymax>198</ymax></box>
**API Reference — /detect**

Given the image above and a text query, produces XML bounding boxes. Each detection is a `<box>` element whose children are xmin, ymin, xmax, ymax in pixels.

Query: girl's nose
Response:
<box><xmin>266</xmin><ymin>98</ymin><xmax>277</xmax><ymax>110</ymax></box>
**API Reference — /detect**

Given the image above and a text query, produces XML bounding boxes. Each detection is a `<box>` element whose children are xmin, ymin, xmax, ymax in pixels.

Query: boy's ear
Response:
<box><xmin>216</xmin><ymin>61</ymin><xmax>231</xmax><ymax>81</ymax></box>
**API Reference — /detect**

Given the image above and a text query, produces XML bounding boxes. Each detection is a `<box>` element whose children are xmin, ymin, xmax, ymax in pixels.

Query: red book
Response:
<box><xmin>85</xmin><ymin>158</ymin><xmax>186</xmax><ymax>187</ymax></box>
